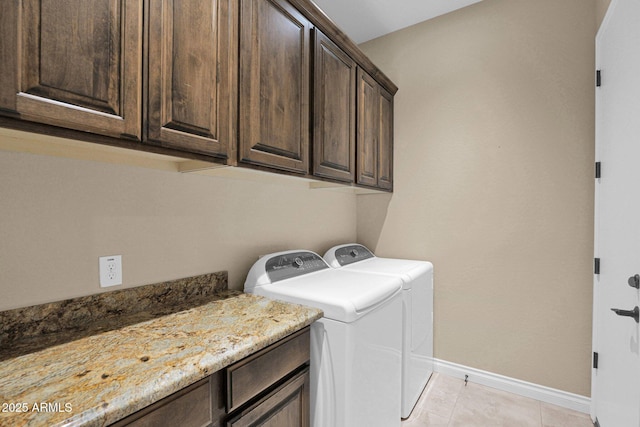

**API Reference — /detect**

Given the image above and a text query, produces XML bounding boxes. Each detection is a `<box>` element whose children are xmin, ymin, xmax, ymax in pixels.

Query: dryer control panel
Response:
<box><xmin>333</xmin><ymin>245</ymin><xmax>374</xmax><ymax>266</ymax></box>
<box><xmin>266</xmin><ymin>251</ymin><xmax>329</xmax><ymax>282</ymax></box>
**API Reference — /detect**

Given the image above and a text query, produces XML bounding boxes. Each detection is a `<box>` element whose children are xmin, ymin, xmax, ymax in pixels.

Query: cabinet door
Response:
<box><xmin>146</xmin><ymin>0</ymin><xmax>236</xmax><ymax>159</ymax></box>
<box><xmin>0</xmin><ymin>0</ymin><xmax>142</xmax><ymax>140</ymax></box>
<box><xmin>239</xmin><ymin>0</ymin><xmax>311</xmax><ymax>174</ymax></box>
<box><xmin>356</xmin><ymin>69</ymin><xmax>394</xmax><ymax>190</ymax></box>
<box><xmin>227</xmin><ymin>368</ymin><xmax>309</xmax><ymax>427</ymax></box>
<box><xmin>312</xmin><ymin>30</ymin><xmax>356</xmax><ymax>183</ymax></box>
<box><xmin>377</xmin><ymin>88</ymin><xmax>394</xmax><ymax>191</ymax></box>
<box><xmin>356</xmin><ymin>69</ymin><xmax>380</xmax><ymax>187</ymax></box>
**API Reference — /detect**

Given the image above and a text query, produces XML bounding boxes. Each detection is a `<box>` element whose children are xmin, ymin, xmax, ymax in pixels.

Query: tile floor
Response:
<box><xmin>402</xmin><ymin>373</ymin><xmax>594</xmax><ymax>427</ymax></box>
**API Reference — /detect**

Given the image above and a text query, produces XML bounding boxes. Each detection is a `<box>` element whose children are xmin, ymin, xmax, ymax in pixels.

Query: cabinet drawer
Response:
<box><xmin>227</xmin><ymin>367</ymin><xmax>309</xmax><ymax>427</ymax></box>
<box><xmin>226</xmin><ymin>327</ymin><xmax>310</xmax><ymax>412</ymax></box>
<box><xmin>111</xmin><ymin>374</ymin><xmax>222</xmax><ymax>427</ymax></box>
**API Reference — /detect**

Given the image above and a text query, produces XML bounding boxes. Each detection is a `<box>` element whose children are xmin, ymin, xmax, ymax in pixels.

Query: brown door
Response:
<box><xmin>356</xmin><ymin>69</ymin><xmax>394</xmax><ymax>190</ymax></box>
<box><xmin>239</xmin><ymin>0</ymin><xmax>311</xmax><ymax>174</ymax></box>
<box><xmin>0</xmin><ymin>0</ymin><xmax>143</xmax><ymax>140</ymax></box>
<box><xmin>312</xmin><ymin>29</ymin><xmax>356</xmax><ymax>183</ymax></box>
<box><xmin>377</xmin><ymin>88</ymin><xmax>394</xmax><ymax>191</ymax></box>
<box><xmin>146</xmin><ymin>0</ymin><xmax>237</xmax><ymax>159</ymax></box>
<box><xmin>356</xmin><ymin>69</ymin><xmax>379</xmax><ymax>187</ymax></box>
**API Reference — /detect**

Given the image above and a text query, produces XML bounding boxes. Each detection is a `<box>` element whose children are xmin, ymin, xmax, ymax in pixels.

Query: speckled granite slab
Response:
<box><xmin>0</xmin><ymin>292</ymin><xmax>322</xmax><ymax>427</ymax></box>
<box><xmin>0</xmin><ymin>272</ymin><xmax>228</xmax><ymax>360</ymax></box>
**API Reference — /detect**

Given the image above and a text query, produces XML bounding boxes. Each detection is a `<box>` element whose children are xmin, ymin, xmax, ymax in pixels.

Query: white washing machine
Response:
<box><xmin>244</xmin><ymin>250</ymin><xmax>403</xmax><ymax>427</ymax></box>
<box><xmin>324</xmin><ymin>244</ymin><xmax>433</xmax><ymax>419</ymax></box>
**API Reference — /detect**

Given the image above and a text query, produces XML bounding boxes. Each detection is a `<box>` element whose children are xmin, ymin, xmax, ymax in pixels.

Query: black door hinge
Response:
<box><xmin>595</xmin><ymin>258</ymin><xmax>601</xmax><ymax>275</ymax></box>
<box><xmin>596</xmin><ymin>70</ymin><xmax>602</xmax><ymax>87</ymax></box>
<box><xmin>593</xmin><ymin>352</ymin><xmax>599</xmax><ymax>369</ymax></box>
<box><xmin>595</xmin><ymin>162</ymin><xmax>601</xmax><ymax>179</ymax></box>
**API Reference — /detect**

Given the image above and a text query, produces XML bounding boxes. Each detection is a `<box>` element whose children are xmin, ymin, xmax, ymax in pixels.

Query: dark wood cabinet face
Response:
<box><xmin>227</xmin><ymin>369</ymin><xmax>309</xmax><ymax>427</ymax></box>
<box><xmin>226</xmin><ymin>327</ymin><xmax>310</xmax><ymax>413</ymax></box>
<box><xmin>112</xmin><ymin>374</ymin><xmax>226</xmax><ymax>427</ymax></box>
<box><xmin>312</xmin><ymin>30</ymin><xmax>356</xmax><ymax>183</ymax></box>
<box><xmin>239</xmin><ymin>0</ymin><xmax>311</xmax><ymax>174</ymax></box>
<box><xmin>146</xmin><ymin>0</ymin><xmax>236</xmax><ymax>159</ymax></box>
<box><xmin>1</xmin><ymin>0</ymin><xmax>143</xmax><ymax>139</ymax></box>
<box><xmin>356</xmin><ymin>69</ymin><xmax>394</xmax><ymax>190</ymax></box>
<box><xmin>0</xmin><ymin>0</ymin><xmax>394</xmax><ymax>191</ymax></box>
<box><xmin>378</xmin><ymin>88</ymin><xmax>394</xmax><ymax>191</ymax></box>
<box><xmin>356</xmin><ymin>69</ymin><xmax>379</xmax><ymax>187</ymax></box>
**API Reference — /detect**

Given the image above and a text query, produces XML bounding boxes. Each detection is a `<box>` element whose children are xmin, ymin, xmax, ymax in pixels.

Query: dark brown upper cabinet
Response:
<box><xmin>357</xmin><ymin>68</ymin><xmax>394</xmax><ymax>190</ymax></box>
<box><xmin>312</xmin><ymin>29</ymin><xmax>356</xmax><ymax>183</ymax></box>
<box><xmin>238</xmin><ymin>0</ymin><xmax>311</xmax><ymax>174</ymax></box>
<box><xmin>0</xmin><ymin>0</ymin><xmax>396</xmax><ymax>191</ymax></box>
<box><xmin>0</xmin><ymin>0</ymin><xmax>143</xmax><ymax>140</ymax></box>
<box><xmin>145</xmin><ymin>0</ymin><xmax>237</xmax><ymax>160</ymax></box>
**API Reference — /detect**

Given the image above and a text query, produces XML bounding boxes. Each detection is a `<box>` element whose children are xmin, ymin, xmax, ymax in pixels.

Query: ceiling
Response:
<box><xmin>312</xmin><ymin>0</ymin><xmax>483</xmax><ymax>44</ymax></box>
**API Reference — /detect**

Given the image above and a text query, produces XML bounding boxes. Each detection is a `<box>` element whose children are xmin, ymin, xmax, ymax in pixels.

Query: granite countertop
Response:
<box><xmin>0</xmin><ymin>274</ymin><xmax>323</xmax><ymax>427</ymax></box>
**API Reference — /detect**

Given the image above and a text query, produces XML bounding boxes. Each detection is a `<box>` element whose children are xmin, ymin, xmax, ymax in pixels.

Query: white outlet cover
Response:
<box><xmin>99</xmin><ymin>255</ymin><xmax>122</xmax><ymax>287</ymax></box>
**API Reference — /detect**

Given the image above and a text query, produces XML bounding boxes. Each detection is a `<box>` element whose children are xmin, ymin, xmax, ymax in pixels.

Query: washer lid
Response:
<box><xmin>244</xmin><ymin>250</ymin><xmax>402</xmax><ymax>323</ymax></box>
<box><xmin>346</xmin><ymin>257</ymin><xmax>433</xmax><ymax>279</ymax></box>
<box><xmin>324</xmin><ymin>244</ymin><xmax>433</xmax><ymax>287</ymax></box>
<box><xmin>252</xmin><ymin>269</ymin><xmax>402</xmax><ymax>322</ymax></box>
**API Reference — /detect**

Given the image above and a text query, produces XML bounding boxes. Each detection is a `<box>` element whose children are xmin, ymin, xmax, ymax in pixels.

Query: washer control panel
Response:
<box><xmin>333</xmin><ymin>244</ymin><xmax>374</xmax><ymax>266</ymax></box>
<box><xmin>266</xmin><ymin>251</ymin><xmax>329</xmax><ymax>282</ymax></box>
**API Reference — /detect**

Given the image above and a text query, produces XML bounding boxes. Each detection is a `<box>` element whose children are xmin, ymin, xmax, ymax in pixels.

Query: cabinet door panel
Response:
<box><xmin>34</xmin><ymin>1</ymin><xmax>116</xmax><ymax>114</ymax></box>
<box><xmin>356</xmin><ymin>69</ymin><xmax>379</xmax><ymax>187</ymax></box>
<box><xmin>2</xmin><ymin>0</ymin><xmax>142</xmax><ymax>139</ymax></box>
<box><xmin>147</xmin><ymin>0</ymin><xmax>236</xmax><ymax>158</ymax></box>
<box><xmin>312</xmin><ymin>30</ymin><xmax>356</xmax><ymax>182</ymax></box>
<box><xmin>0</xmin><ymin>1</ymin><xmax>17</xmax><ymax>111</ymax></box>
<box><xmin>239</xmin><ymin>0</ymin><xmax>310</xmax><ymax>173</ymax></box>
<box><xmin>378</xmin><ymin>88</ymin><xmax>393</xmax><ymax>190</ymax></box>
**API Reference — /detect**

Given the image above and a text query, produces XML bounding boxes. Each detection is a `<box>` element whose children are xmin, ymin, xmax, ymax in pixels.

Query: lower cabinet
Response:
<box><xmin>111</xmin><ymin>327</ymin><xmax>310</xmax><ymax>427</ymax></box>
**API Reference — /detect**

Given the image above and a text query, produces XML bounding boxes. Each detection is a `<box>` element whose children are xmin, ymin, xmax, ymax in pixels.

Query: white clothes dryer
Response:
<box><xmin>244</xmin><ymin>250</ymin><xmax>402</xmax><ymax>427</ymax></box>
<box><xmin>324</xmin><ymin>244</ymin><xmax>434</xmax><ymax>419</ymax></box>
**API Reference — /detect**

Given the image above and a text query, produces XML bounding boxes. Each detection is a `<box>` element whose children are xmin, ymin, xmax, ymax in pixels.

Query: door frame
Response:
<box><xmin>591</xmin><ymin>1</ymin><xmax>608</xmax><ymax>419</ymax></box>
<box><xmin>591</xmin><ymin>1</ymin><xmax>611</xmax><ymax>421</ymax></box>
<box><xmin>591</xmin><ymin>1</ymin><xmax>635</xmax><ymax>424</ymax></box>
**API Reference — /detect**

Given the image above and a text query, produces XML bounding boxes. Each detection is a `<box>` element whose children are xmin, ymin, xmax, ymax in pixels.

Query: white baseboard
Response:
<box><xmin>434</xmin><ymin>358</ymin><xmax>591</xmax><ymax>414</ymax></box>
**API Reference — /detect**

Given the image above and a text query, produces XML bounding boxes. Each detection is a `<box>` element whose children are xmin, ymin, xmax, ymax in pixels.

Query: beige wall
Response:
<box><xmin>0</xmin><ymin>150</ymin><xmax>356</xmax><ymax>311</ymax></box>
<box><xmin>358</xmin><ymin>0</ymin><xmax>595</xmax><ymax>396</ymax></box>
<box><xmin>0</xmin><ymin>0</ymin><xmax>601</xmax><ymax>398</ymax></box>
<box><xmin>597</xmin><ymin>0</ymin><xmax>612</xmax><ymax>30</ymax></box>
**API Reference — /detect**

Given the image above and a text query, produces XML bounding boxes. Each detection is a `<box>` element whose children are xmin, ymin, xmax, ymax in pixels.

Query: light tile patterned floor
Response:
<box><xmin>402</xmin><ymin>373</ymin><xmax>594</xmax><ymax>427</ymax></box>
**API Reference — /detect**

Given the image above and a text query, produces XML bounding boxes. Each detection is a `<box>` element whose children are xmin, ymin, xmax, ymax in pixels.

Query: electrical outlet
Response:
<box><xmin>99</xmin><ymin>255</ymin><xmax>122</xmax><ymax>287</ymax></box>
